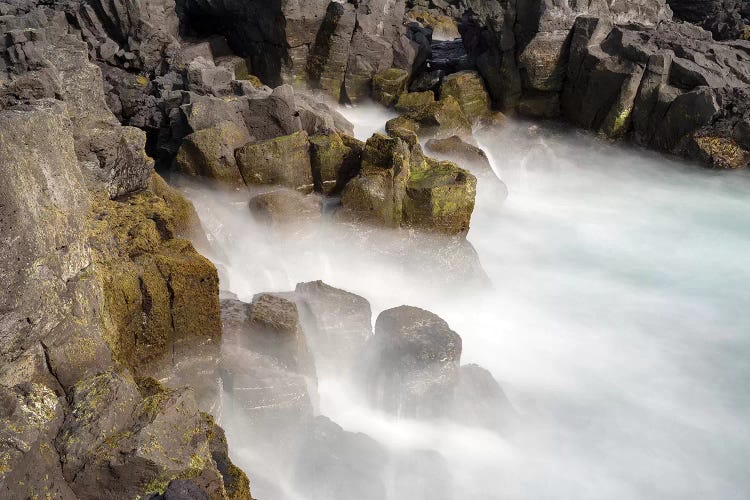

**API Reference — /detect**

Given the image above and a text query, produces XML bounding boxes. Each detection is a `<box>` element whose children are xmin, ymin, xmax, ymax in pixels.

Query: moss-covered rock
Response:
<box><xmin>440</xmin><ymin>71</ymin><xmax>491</xmax><ymax>123</ymax></box>
<box><xmin>385</xmin><ymin>115</ymin><xmax>420</xmax><ymax>137</ymax></box>
<box><xmin>175</xmin><ymin>121</ymin><xmax>249</xmax><ymax>185</ymax></box>
<box><xmin>309</xmin><ymin>132</ymin><xmax>357</xmax><ymax>194</ymax></box>
<box><xmin>87</xmin><ymin>178</ymin><xmax>221</xmax><ymax>373</ymax></box>
<box><xmin>394</xmin><ymin>92</ymin><xmax>473</xmax><ymax>141</ymax></box>
<box><xmin>404</xmin><ymin>158</ymin><xmax>477</xmax><ymax>235</ymax></box>
<box><xmin>690</xmin><ymin>134</ymin><xmax>750</xmax><ymax>169</ymax></box>
<box><xmin>405</xmin><ymin>10</ymin><xmax>460</xmax><ymax>40</ymax></box>
<box><xmin>235</xmin><ymin>131</ymin><xmax>313</xmax><ymax>190</ymax></box>
<box><xmin>395</xmin><ymin>91</ymin><xmax>438</xmax><ymax>116</ymax></box>
<box><xmin>372</xmin><ymin>68</ymin><xmax>410</xmax><ymax>107</ymax></box>
<box><xmin>340</xmin><ymin>132</ymin><xmax>477</xmax><ymax>235</ymax></box>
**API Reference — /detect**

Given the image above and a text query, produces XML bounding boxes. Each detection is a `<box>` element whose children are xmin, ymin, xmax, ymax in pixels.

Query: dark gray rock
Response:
<box><xmin>362</xmin><ymin>305</ymin><xmax>462</xmax><ymax>417</ymax></box>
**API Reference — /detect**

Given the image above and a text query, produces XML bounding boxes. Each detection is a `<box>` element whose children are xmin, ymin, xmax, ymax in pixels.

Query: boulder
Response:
<box><xmin>293</xmin><ymin>281</ymin><xmax>373</xmax><ymax>373</ymax></box>
<box><xmin>220</xmin><ymin>299</ymin><xmax>315</xmax><ymax>436</ymax></box>
<box><xmin>175</xmin><ymin>121</ymin><xmax>249</xmax><ymax>185</ymax></box>
<box><xmin>440</xmin><ymin>70</ymin><xmax>492</xmax><ymax>122</ymax></box>
<box><xmin>235</xmin><ymin>131</ymin><xmax>313</xmax><ymax>190</ymax></box>
<box><xmin>406</xmin><ymin>9</ymin><xmax>460</xmax><ymax>40</ymax></box>
<box><xmin>372</xmin><ymin>68</ymin><xmax>410</xmax><ymax>107</ymax></box>
<box><xmin>362</xmin><ymin>306</ymin><xmax>462</xmax><ymax>417</ymax></box>
<box><xmin>404</xmin><ymin>158</ymin><xmax>477</xmax><ymax>235</ymax></box>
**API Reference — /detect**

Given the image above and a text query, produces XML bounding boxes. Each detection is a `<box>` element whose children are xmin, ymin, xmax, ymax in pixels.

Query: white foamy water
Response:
<box><xmin>178</xmin><ymin>109</ymin><xmax>750</xmax><ymax>500</ymax></box>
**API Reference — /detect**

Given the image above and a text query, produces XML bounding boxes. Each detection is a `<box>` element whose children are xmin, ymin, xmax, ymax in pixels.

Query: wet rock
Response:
<box><xmin>440</xmin><ymin>70</ymin><xmax>492</xmax><ymax>122</ymax></box>
<box><xmin>409</xmin><ymin>69</ymin><xmax>445</xmax><ymax>93</ymax></box>
<box><xmin>363</xmin><ymin>305</ymin><xmax>462</xmax><ymax>417</ymax></box>
<box><xmin>453</xmin><ymin>364</ymin><xmax>515</xmax><ymax>431</ymax></box>
<box><xmin>403</xmin><ymin>157</ymin><xmax>477</xmax><ymax>235</ymax></box>
<box><xmin>249</xmin><ymin>189</ymin><xmax>323</xmax><ymax>237</ymax></box>
<box><xmin>372</xmin><ymin>68</ymin><xmax>410</xmax><ymax>107</ymax></box>
<box><xmin>292</xmin><ymin>416</ymin><xmax>387</xmax><ymax>500</ymax></box>
<box><xmin>429</xmin><ymin>39</ymin><xmax>472</xmax><ymax>73</ymax></box>
<box><xmin>340</xmin><ymin>132</ymin><xmax>477</xmax><ymax>235</ymax></box>
<box><xmin>394</xmin><ymin>91</ymin><xmax>473</xmax><ymax>140</ymax></box>
<box><xmin>175</xmin><ymin>121</ymin><xmax>249</xmax><ymax>185</ymax></box>
<box><xmin>293</xmin><ymin>281</ymin><xmax>373</xmax><ymax>373</ymax></box>
<box><xmin>235</xmin><ymin>131</ymin><xmax>313</xmax><ymax>190</ymax></box>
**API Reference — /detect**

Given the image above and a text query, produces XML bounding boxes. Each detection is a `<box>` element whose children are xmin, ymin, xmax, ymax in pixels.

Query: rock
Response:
<box><xmin>394</xmin><ymin>92</ymin><xmax>473</xmax><ymax>140</ymax></box>
<box><xmin>453</xmin><ymin>364</ymin><xmax>515</xmax><ymax>431</ymax></box>
<box><xmin>220</xmin><ymin>299</ymin><xmax>315</xmax><ymax>437</ymax></box>
<box><xmin>406</xmin><ymin>9</ymin><xmax>461</xmax><ymax>40</ymax></box>
<box><xmin>668</xmin><ymin>0</ymin><xmax>750</xmax><ymax>40</ymax></box>
<box><xmin>425</xmin><ymin>136</ymin><xmax>494</xmax><ymax>175</ymax></box>
<box><xmin>440</xmin><ymin>70</ymin><xmax>492</xmax><ymax>122</ymax></box>
<box><xmin>518</xmin><ymin>30</ymin><xmax>571</xmax><ymax>93</ymax></box>
<box><xmin>409</xmin><ymin>69</ymin><xmax>445</xmax><ymax>93</ymax></box>
<box><xmin>429</xmin><ymin>39</ymin><xmax>473</xmax><ymax>73</ymax></box>
<box><xmin>291</xmin><ymin>416</ymin><xmax>387</xmax><ymax>500</ymax></box>
<box><xmin>58</xmin><ymin>376</ymin><xmax>236</xmax><ymax>499</ymax></box>
<box><xmin>0</xmin><ymin>383</ymin><xmax>75</xmax><ymax>499</ymax></box>
<box><xmin>518</xmin><ymin>91</ymin><xmax>561</xmax><ymax>118</ymax></box>
<box><xmin>340</xmin><ymin>132</ymin><xmax>477</xmax><ymax>235</ymax></box>
<box><xmin>293</xmin><ymin>281</ymin><xmax>373</xmax><ymax>374</ymax></box>
<box><xmin>404</xmin><ymin>157</ymin><xmax>478</xmax><ymax>235</ymax></box>
<box><xmin>186</xmin><ymin>57</ymin><xmax>234</xmax><ymax>96</ymax></box>
<box><xmin>560</xmin><ymin>18</ymin><xmax>750</xmax><ymax>166</ymax></box>
<box><xmin>235</xmin><ymin>131</ymin><xmax>313</xmax><ymax>190</ymax></box>
<box><xmin>249</xmin><ymin>190</ymin><xmax>323</xmax><ymax>236</ymax></box>
<box><xmin>175</xmin><ymin>121</ymin><xmax>249</xmax><ymax>185</ymax></box>
<box><xmin>424</xmin><ymin>135</ymin><xmax>508</xmax><ymax>200</ymax></box>
<box><xmin>309</xmin><ymin>132</ymin><xmax>359</xmax><ymax>194</ymax></box>
<box><xmin>143</xmin><ymin>479</ymin><xmax>209</xmax><ymax>500</ymax></box>
<box><xmin>372</xmin><ymin>68</ymin><xmax>410</xmax><ymax>107</ymax></box>
<box><xmin>362</xmin><ymin>306</ymin><xmax>462</xmax><ymax>417</ymax></box>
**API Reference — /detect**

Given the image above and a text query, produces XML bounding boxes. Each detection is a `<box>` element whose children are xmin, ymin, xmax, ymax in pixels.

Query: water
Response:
<box><xmin>178</xmin><ymin>109</ymin><xmax>750</xmax><ymax>500</ymax></box>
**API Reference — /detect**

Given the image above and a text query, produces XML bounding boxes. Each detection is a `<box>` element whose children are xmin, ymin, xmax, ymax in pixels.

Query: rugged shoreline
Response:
<box><xmin>1</xmin><ymin>0</ymin><xmax>749</xmax><ymax>498</ymax></box>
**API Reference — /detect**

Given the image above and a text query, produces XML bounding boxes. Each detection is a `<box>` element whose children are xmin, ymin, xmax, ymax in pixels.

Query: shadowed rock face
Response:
<box><xmin>668</xmin><ymin>0</ymin><xmax>750</xmax><ymax>40</ymax></box>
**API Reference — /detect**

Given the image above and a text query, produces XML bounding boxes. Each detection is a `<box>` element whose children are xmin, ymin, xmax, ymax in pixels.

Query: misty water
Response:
<box><xmin>177</xmin><ymin>106</ymin><xmax>750</xmax><ymax>500</ymax></box>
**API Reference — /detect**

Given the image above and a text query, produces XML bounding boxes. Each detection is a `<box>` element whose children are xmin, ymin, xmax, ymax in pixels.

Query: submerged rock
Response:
<box><xmin>292</xmin><ymin>416</ymin><xmax>388</xmax><ymax>500</ymax></box>
<box><xmin>249</xmin><ymin>189</ymin><xmax>323</xmax><ymax>239</ymax></box>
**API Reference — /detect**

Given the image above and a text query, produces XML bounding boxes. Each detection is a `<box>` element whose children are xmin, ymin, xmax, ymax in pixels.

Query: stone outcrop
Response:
<box><xmin>0</xmin><ymin>6</ymin><xmax>249</xmax><ymax>498</ymax></box>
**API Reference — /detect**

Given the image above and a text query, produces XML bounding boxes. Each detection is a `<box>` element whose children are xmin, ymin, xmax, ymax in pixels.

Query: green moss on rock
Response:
<box><xmin>372</xmin><ymin>68</ymin><xmax>410</xmax><ymax>107</ymax></box>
